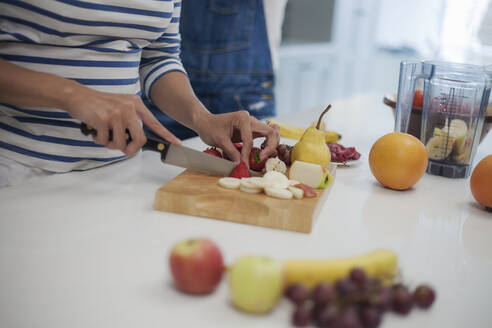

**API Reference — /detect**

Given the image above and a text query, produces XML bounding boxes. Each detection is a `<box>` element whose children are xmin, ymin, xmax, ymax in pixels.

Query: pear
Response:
<box><xmin>291</xmin><ymin>105</ymin><xmax>332</xmax><ymax>167</ymax></box>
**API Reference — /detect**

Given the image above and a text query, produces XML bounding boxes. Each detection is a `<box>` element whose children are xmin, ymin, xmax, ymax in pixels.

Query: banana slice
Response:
<box><xmin>240</xmin><ymin>178</ymin><xmax>264</xmax><ymax>191</ymax></box>
<box><xmin>287</xmin><ymin>186</ymin><xmax>304</xmax><ymax>199</ymax></box>
<box><xmin>265</xmin><ymin>187</ymin><xmax>293</xmax><ymax>199</ymax></box>
<box><xmin>218</xmin><ymin>177</ymin><xmax>241</xmax><ymax>189</ymax></box>
<box><xmin>263</xmin><ymin>171</ymin><xmax>289</xmax><ymax>189</ymax></box>
<box><xmin>240</xmin><ymin>185</ymin><xmax>262</xmax><ymax>194</ymax></box>
<box><xmin>247</xmin><ymin>177</ymin><xmax>268</xmax><ymax>189</ymax></box>
<box><xmin>446</xmin><ymin>118</ymin><xmax>468</xmax><ymax>139</ymax></box>
<box><xmin>426</xmin><ymin>134</ymin><xmax>454</xmax><ymax>160</ymax></box>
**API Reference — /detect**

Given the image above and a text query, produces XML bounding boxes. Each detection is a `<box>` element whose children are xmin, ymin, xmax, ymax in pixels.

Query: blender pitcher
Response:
<box><xmin>395</xmin><ymin>60</ymin><xmax>491</xmax><ymax>178</ymax></box>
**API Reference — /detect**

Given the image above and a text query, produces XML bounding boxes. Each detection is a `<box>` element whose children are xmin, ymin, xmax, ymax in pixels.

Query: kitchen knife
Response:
<box><xmin>80</xmin><ymin>123</ymin><xmax>261</xmax><ymax>177</ymax></box>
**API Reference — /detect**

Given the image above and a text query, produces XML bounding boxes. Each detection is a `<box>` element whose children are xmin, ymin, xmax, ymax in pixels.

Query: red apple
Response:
<box><xmin>169</xmin><ymin>238</ymin><xmax>224</xmax><ymax>294</ymax></box>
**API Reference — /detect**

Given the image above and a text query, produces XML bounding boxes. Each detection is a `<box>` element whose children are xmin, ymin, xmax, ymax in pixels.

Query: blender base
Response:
<box><xmin>426</xmin><ymin>160</ymin><xmax>471</xmax><ymax>179</ymax></box>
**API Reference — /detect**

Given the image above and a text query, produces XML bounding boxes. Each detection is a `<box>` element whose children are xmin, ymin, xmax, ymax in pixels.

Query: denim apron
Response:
<box><xmin>144</xmin><ymin>0</ymin><xmax>276</xmax><ymax>139</ymax></box>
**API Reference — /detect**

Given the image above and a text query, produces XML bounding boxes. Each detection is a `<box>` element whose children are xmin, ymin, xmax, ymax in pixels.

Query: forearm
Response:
<box><xmin>149</xmin><ymin>71</ymin><xmax>212</xmax><ymax>131</ymax></box>
<box><xmin>0</xmin><ymin>59</ymin><xmax>82</xmax><ymax>110</ymax></box>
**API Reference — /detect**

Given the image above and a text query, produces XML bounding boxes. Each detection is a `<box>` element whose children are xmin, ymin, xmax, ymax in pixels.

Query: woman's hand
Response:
<box><xmin>194</xmin><ymin>110</ymin><xmax>280</xmax><ymax>164</ymax></box>
<box><xmin>65</xmin><ymin>88</ymin><xmax>181</xmax><ymax>156</ymax></box>
<box><xmin>0</xmin><ymin>59</ymin><xmax>180</xmax><ymax>156</ymax></box>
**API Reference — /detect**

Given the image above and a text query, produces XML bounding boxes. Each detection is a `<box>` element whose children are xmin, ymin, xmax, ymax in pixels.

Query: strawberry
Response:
<box><xmin>249</xmin><ymin>147</ymin><xmax>266</xmax><ymax>172</ymax></box>
<box><xmin>203</xmin><ymin>147</ymin><xmax>222</xmax><ymax>158</ymax></box>
<box><xmin>229</xmin><ymin>161</ymin><xmax>250</xmax><ymax>178</ymax></box>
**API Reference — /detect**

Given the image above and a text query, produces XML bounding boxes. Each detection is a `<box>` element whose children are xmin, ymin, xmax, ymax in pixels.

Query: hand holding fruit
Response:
<box><xmin>195</xmin><ymin>111</ymin><xmax>279</xmax><ymax>164</ymax></box>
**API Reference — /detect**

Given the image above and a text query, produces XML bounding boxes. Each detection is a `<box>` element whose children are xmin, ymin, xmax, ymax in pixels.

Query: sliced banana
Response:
<box><xmin>445</xmin><ymin>118</ymin><xmax>468</xmax><ymax>139</ymax></box>
<box><xmin>240</xmin><ymin>178</ymin><xmax>263</xmax><ymax>191</ymax></box>
<box><xmin>247</xmin><ymin>177</ymin><xmax>267</xmax><ymax>189</ymax></box>
<box><xmin>265</xmin><ymin>187</ymin><xmax>293</xmax><ymax>199</ymax></box>
<box><xmin>240</xmin><ymin>185</ymin><xmax>262</xmax><ymax>194</ymax></box>
<box><xmin>426</xmin><ymin>134</ymin><xmax>454</xmax><ymax>160</ymax></box>
<box><xmin>218</xmin><ymin>177</ymin><xmax>241</xmax><ymax>189</ymax></box>
<box><xmin>263</xmin><ymin>171</ymin><xmax>289</xmax><ymax>189</ymax></box>
<box><xmin>287</xmin><ymin>186</ymin><xmax>304</xmax><ymax>199</ymax></box>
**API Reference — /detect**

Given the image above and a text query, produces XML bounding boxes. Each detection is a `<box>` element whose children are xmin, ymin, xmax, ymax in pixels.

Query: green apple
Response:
<box><xmin>228</xmin><ymin>256</ymin><xmax>284</xmax><ymax>314</ymax></box>
<box><xmin>289</xmin><ymin>160</ymin><xmax>333</xmax><ymax>189</ymax></box>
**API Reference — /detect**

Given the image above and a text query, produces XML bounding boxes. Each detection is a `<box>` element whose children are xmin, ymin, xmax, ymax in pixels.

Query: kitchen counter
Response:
<box><xmin>1</xmin><ymin>93</ymin><xmax>491</xmax><ymax>328</ymax></box>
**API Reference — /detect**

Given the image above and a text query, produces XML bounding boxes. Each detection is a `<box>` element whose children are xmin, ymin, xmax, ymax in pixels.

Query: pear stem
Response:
<box><xmin>316</xmin><ymin>104</ymin><xmax>332</xmax><ymax>130</ymax></box>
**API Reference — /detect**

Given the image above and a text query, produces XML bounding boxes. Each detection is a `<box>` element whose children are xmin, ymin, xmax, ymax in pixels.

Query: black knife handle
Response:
<box><xmin>80</xmin><ymin>122</ymin><xmax>171</xmax><ymax>160</ymax></box>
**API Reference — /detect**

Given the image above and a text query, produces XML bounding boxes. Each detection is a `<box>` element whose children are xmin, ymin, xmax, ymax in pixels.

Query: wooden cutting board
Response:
<box><xmin>154</xmin><ymin>165</ymin><xmax>336</xmax><ymax>233</ymax></box>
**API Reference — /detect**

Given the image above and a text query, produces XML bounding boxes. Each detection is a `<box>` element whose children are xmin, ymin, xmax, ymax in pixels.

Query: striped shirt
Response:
<box><xmin>0</xmin><ymin>0</ymin><xmax>185</xmax><ymax>172</ymax></box>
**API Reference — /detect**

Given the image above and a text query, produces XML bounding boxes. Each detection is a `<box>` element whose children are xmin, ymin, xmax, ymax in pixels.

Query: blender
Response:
<box><xmin>395</xmin><ymin>60</ymin><xmax>492</xmax><ymax>178</ymax></box>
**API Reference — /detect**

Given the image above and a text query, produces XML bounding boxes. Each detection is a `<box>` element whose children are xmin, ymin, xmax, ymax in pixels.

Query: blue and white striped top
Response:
<box><xmin>0</xmin><ymin>0</ymin><xmax>185</xmax><ymax>172</ymax></box>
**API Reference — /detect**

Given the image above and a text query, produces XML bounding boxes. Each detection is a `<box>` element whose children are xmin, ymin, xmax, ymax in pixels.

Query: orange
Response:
<box><xmin>369</xmin><ymin>132</ymin><xmax>428</xmax><ymax>190</ymax></box>
<box><xmin>470</xmin><ymin>155</ymin><xmax>492</xmax><ymax>210</ymax></box>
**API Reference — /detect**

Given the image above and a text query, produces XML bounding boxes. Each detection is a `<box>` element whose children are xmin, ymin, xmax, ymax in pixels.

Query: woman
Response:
<box><xmin>0</xmin><ymin>0</ymin><xmax>279</xmax><ymax>187</ymax></box>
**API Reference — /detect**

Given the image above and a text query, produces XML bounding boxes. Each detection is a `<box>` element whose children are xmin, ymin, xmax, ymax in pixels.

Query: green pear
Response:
<box><xmin>228</xmin><ymin>256</ymin><xmax>284</xmax><ymax>314</ymax></box>
<box><xmin>291</xmin><ymin>105</ymin><xmax>332</xmax><ymax>167</ymax></box>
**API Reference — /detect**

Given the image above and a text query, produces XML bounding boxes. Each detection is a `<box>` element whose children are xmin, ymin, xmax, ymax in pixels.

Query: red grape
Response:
<box><xmin>292</xmin><ymin>303</ymin><xmax>312</xmax><ymax>327</ymax></box>
<box><xmin>335</xmin><ymin>307</ymin><xmax>361</xmax><ymax>328</ymax></box>
<box><xmin>349</xmin><ymin>268</ymin><xmax>368</xmax><ymax>289</ymax></box>
<box><xmin>312</xmin><ymin>283</ymin><xmax>336</xmax><ymax>305</ymax></box>
<box><xmin>359</xmin><ymin>306</ymin><xmax>382</xmax><ymax>328</ymax></box>
<box><xmin>371</xmin><ymin>287</ymin><xmax>392</xmax><ymax>311</ymax></box>
<box><xmin>285</xmin><ymin>284</ymin><xmax>310</xmax><ymax>305</ymax></box>
<box><xmin>317</xmin><ymin>304</ymin><xmax>339</xmax><ymax>328</ymax></box>
<box><xmin>391</xmin><ymin>285</ymin><xmax>413</xmax><ymax>315</ymax></box>
<box><xmin>413</xmin><ymin>285</ymin><xmax>436</xmax><ymax>309</ymax></box>
<box><xmin>336</xmin><ymin>278</ymin><xmax>357</xmax><ymax>298</ymax></box>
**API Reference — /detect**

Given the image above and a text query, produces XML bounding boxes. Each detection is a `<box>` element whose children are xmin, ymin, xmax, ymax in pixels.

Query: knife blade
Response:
<box><xmin>80</xmin><ymin>123</ymin><xmax>260</xmax><ymax>177</ymax></box>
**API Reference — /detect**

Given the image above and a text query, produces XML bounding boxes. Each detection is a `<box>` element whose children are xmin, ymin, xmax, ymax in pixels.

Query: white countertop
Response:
<box><xmin>1</xmin><ymin>94</ymin><xmax>491</xmax><ymax>328</ymax></box>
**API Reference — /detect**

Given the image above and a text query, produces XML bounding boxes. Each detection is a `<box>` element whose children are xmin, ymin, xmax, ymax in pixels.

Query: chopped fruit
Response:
<box><xmin>287</xmin><ymin>186</ymin><xmax>304</xmax><ymax>199</ymax></box>
<box><xmin>265</xmin><ymin>187</ymin><xmax>293</xmax><ymax>199</ymax></box>
<box><xmin>263</xmin><ymin>171</ymin><xmax>289</xmax><ymax>189</ymax></box>
<box><xmin>203</xmin><ymin>147</ymin><xmax>222</xmax><ymax>158</ymax></box>
<box><xmin>218</xmin><ymin>177</ymin><xmax>241</xmax><ymax>189</ymax></box>
<box><xmin>265</xmin><ymin>157</ymin><xmax>287</xmax><ymax>174</ymax></box>
<box><xmin>240</xmin><ymin>185</ymin><xmax>262</xmax><ymax>194</ymax></box>
<box><xmin>289</xmin><ymin>161</ymin><xmax>333</xmax><ymax>189</ymax></box>
<box><xmin>229</xmin><ymin>162</ymin><xmax>250</xmax><ymax>179</ymax></box>
<box><xmin>293</xmin><ymin>184</ymin><xmax>317</xmax><ymax>198</ymax></box>
<box><xmin>249</xmin><ymin>147</ymin><xmax>266</xmax><ymax>172</ymax></box>
<box><xmin>240</xmin><ymin>178</ymin><xmax>263</xmax><ymax>191</ymax></box>
<box><xmin>327</xmin><ymin>143</ymin><xmax>361</xmax><ymax>162</ymax></box>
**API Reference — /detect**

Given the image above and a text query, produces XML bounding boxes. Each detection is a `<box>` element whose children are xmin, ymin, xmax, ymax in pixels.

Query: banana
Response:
<box><xmin>267</xmin><ymin>118</ymin><xmax>341</xmax><ymax>143</ymax></box>
<box><xmin>265</xmin><ymin>187</ymin><xmax>293</xmax><ymax>199</ymax></box>
<box><xmin>287</xmin><ymin>186</ymin><xmax>304</xmax><ymax>199</ymax></box>
<box><xmin>426</xmin><ymin>134</ymin><xmax>454</xmax><ymax>160</ymax></box>
<box><xmin>283</xmin><ymin>249</ymin><xmax>398</xmax><ymax>288</ymax></box>
<box><xmin>218</xmin><ymin>177</ymin><xmax>241</xmax><ymax>189</ymax></box>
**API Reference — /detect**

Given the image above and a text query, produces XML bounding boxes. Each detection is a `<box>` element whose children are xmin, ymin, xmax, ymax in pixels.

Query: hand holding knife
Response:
<box><xmin>80</xmin><ymin>123</ymin><xmax>261</xmax><ymax>177</ymax></box>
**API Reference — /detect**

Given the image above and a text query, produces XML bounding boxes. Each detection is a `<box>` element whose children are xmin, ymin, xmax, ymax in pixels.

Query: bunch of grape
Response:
<box><xmin>328</xmin><ymin>143</ymin><xmax>361</xmax><ymax>163</ymax></box>
<box><xmin>285</xmin><ymin>268</ymin><xmax>436</xmax><ymax>328</ymax></box>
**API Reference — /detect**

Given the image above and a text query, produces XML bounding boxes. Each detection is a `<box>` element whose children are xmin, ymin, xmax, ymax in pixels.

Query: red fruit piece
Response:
<box><xmin>203</xmin><ymin>147</ymin><xmax>222</xmax><ymax>158</ymax></box>
<box><xmin>249</xmin><ymin>147</ymin><xmax>266</xmax><ymax>172</ymax></box>
<box><xmin>229</xmin><ymin>161</ymin><xmax>250</xmax><ymax>178</ymax></box>
<box><xmin>294</xmin><ymin>184</ymin><xmax>317</xmax><ymax>198</ymax></box>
